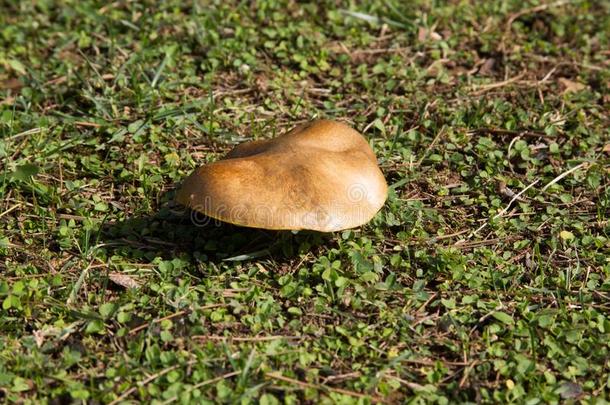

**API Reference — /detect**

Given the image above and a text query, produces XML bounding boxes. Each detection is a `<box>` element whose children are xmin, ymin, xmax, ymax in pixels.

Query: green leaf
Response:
<box><xmin>359</xmin><ymin>271</ymin><xmax>378</xmax><ymax>283</ymax></box>
<box><xmin>117</xmin><ymin>311</ymin><xmax>131</xmax><ymax>323</ymax></box>
<box><xmin>11</xmin><ymin>377</ymin><xmax>31</xmax><ymax>392</ymax></box>
<box><xmin>2</xmin><ymin>295</ymin><xmax>20</xmax><ymax>310</ymax></box>
<box><xmin>12</xmin><ymin>164</ymin><xmax>39</xmax><ymax>181</ymax></box>
<box><xmin>127</xmin><ymin>119</ymin><xmax>145</xmax><ymax>133</ymax></box>
<box><xmin>287</xmin><ymin>307</ymin><xmax>302</xmax><ymax>316</ymax></box>
<box><xmin>586</xmin><ymin>171</ymin><xmax>601</xmax><ymax>189</ymax></box>
<box><xmin>70</xmin><ymin>387</ymin><xmax>90</xmax><ymax>400</ymax></box>
<box><xmin>0</xmin><ymin>372</ymin><xmax>13</xmax><ymax>386</ymax></box>
<box><xmin>537</xmin><ymin>314</ymin><xmax>554</xmax><ymax>328</ymax></box>
<box><xmin>99</xmin><ymin>302</ymin><xmax>117</xmax><ymax>319</ymax></box>
<box><xmin>335</xmin><ymin>276</ymin><xmax>349</xmax><ymax>287</ymax></box>
<box><xmin>441</xmin><ymin>298</ymin><xmax>456</xmax><ymax>309</ymax></box>
<box><xmin>260</xmin><ymin>393</ymin><xmax>280</xmax><ymax>405</ymax></box>
<box><xmin>85</xmin><ymin>319</ymin><xmax>105</xmax><ymax>334</ymax></box>
<box><xmin>492</xmin><ymin>311</ymin><xmax>514</xmax><ymax>325</ymax></box>
<box><xmin>158</xmin><ymin>260</ymin><xmax>173</xmax><ymax>274</ymax></box>
<box><xmin>549</xmin><ymin>142</ymin><xmax>560</xmax><ymax>153</ymax></box>
<box><xmin>160</xmin><ymin>330</ymin><xmax>173</xmax><ymax>342</ymax></box>
<box><xmin>6</xmin><ymin>59</ymin><xmax>26</xmax><ymax>75</ymax></box>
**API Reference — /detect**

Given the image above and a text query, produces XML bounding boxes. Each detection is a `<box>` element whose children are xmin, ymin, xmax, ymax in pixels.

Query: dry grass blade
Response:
<box><xmin>541</xmin><ymin>162</ymin><xmax>590</xmax><ymax>192</ymax></box>
<box><xmin>469</xmin><ymin>179</ymin><xmax>540</xmax><ymax>237</ymax></box>
<box><xmin>470</xmin><ymin>72</ymin><xmax>526</xmax><ymax>95</ymax></box>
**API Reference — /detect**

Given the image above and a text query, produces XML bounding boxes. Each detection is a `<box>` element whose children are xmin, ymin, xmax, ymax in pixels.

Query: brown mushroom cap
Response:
<box><xmin>176</xmin><ymin>120</ymin><xmax>388</xmax><ymax>232</ymax></box>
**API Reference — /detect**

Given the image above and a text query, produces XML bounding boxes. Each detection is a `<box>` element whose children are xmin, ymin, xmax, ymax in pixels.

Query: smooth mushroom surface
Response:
<box><xmin>176</xmin><ymin>120</ymin><xmax>388</xmax><ymax>232</ymax></box>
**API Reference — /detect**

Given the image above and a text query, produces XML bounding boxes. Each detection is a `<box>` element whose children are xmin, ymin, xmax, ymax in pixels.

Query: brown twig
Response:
<box><xmin>192</xmin><ymin>335</ymin><xmax>303</xmax><ymax>342</ymax></box>
<box><xmin>470</xmin><ymin>127</ymin><xmax>548</xmax><ymax>139</ymax></box>
<box><xmin>128</xmin><ymin>304</ymin><xmax>225</xmax><ymax>335</ymax></box>
<box><xmin>74</xmin><ymin>121</ymin><xmax>101</xmax><ymax>128</ymax></box>
<box><xmin>415</xmin><ymin>125</ymin><xmax>447</xmax><ymax>168</ymax></box>
<box><xmin>470</xmin><ymin>72</ymin><xmax>526</xmax><ymax>95</ymax></box>
<box><xmin>265</xmin><ymin>372</ymin><xmax>387</xmax><ymax>403</ymax></box>
<box><xmin>459</xmin><ymin>360</ymin><xmax>479</xmax><ymax>388</ymax></box>
<box><xmin>500</xmin><ymin>0</ymin><xmax>576</xmax><ymax>54</ymax></box>
<box><xmin>108</xmin><ymin>362</ymin><xmax>197</xmax><ymax>405</ymax></box>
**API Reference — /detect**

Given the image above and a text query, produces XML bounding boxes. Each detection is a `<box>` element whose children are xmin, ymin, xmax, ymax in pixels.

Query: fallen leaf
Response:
<box><xmin>255</xmin><ymin>74</ymin><xmax>269</xmax><ymax>92</ymax></box>
<box><xmin>108</xmin><ymin>272</ymin><xmax>141</xmax><ymax>289</ymax></box>
<box><xmin>558</xmin><ymin>78</ymin><xmax>586</xmax><ymax>93</ymax></box>
<box><xmin>426</xmin><ymin>59</ymin><xmax>450</xmax><ymax>77</ymax></box>
<box><xmin>0</xmin><ymin>96</ymin><xmax>15</xmax><ymax>106</ymax></box>
<box><xmin>418</xmin><ymin>27</ymin><xmax>442</xmax><ymax>42</ymax></box>
<box><xmin>478</xmin><ymin>58</ymin><xmax>496</xmax><ymax>76</ymax></box>
<box><xmin>559</xmin><ymin>382</ymin><xmax>583</xmax><ymax>399</ymax></box>
<box><xmin>33</xmin><ymin>330</ymin><xmax>45</xmax><ymax>348</ymax></box>
<box><xmin>12</xmin><ymin>164</ymin><xmax>39</xmax><ymax>181</ymax></box>
<box><xmin>0</xmin><ymin>77</ymin><xmax>23</xmax><ymax>90</ymax></box>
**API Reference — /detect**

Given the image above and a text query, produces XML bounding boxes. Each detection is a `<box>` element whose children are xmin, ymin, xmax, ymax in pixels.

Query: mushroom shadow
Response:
<box><xmin>98</xmin><ymin>202</ymin><xmax>330</xmax><ymax>265</ymax></box>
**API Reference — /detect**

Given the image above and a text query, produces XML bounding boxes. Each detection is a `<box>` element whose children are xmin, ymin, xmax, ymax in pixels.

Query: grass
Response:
<box><xmin>1</xmin><ymin>0</ymin><xmax>609</xmax><ymax>403</ymax></box>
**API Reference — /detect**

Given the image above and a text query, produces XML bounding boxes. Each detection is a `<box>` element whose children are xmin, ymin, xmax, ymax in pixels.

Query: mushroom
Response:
<box><xmin>176</xmin><ymin>120</ymin><xmax>388</xmax><ymax>232</ymax></box>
